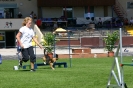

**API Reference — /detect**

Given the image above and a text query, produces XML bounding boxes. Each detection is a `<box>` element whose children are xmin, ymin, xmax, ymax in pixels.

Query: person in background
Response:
<box><xmin>129</xmin><ymin>17</ymin><xmax>133</xmax><ymax>27</ymax></box>
<box><xmin>36</xmin><ymin>18</ymin><xmax>42</xmax><ymax>29</ymax></box>
<box><xmin>16</xmin><ymin>39</ymin><xmax>21</xmax><ymax>55</ymax></box>
<box><xmin>98</xmin><ymin>18</ymin><xmax>102</xmax><ymax>25</ymax></box>
<box><xmin>33</xmin><ymin>14</ymin><xmax>37</xmax><ymax>23</ymax></box>
<box><xmin>123</xmin><ymin>18</ymin><xmax>129</xmax><ymax>26</ymax></box>
<box><xmin>3</xmin><ymin>10</ymin><xmax>6</xmax><ymax>18</ymax></box>
<box><xmin>29</xmin><ymin>11</ymin><xmax>34</xmax><ymax>18</ymax></box>
<box><xmin>18</xmin><ymin>12</ymin><xmax>22</xmax><ymax>18</ymax></box>
<box><xmin>16</xmin><ymin>39</ymin><xmax>22</xmax><ymax>66</ymax></box>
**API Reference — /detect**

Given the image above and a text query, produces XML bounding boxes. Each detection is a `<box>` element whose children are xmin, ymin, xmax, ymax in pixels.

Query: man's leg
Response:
<box><xmin>21</xmin><ymin>48</ymin><xmax>30</xmax><ymax>62</ymax></box>
<box><xmin>28</xmin><ymin>46</ymin><xmax>36</xmax><ymax>70</ymax></box>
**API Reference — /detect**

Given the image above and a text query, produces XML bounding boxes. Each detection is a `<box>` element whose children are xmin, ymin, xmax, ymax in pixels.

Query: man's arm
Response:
<box><xmin>32</xmin><ymin>36</ymin><xmax>43</xmax><ymax>49</ymax></box>
<box><xmin>16</xmin><ymin>32</ymin><xmax>24</xmax><ymax>48</ymax></box>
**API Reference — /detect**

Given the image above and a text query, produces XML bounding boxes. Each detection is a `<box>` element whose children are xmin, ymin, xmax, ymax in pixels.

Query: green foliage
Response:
<box><xmin>103</xmin><ymin>31</ymin><xmax>119</xmax><ymax>52</ymax></box>
<box><xmin>43</xmin><ymin>32</ymin><xmax>55</xmax><ymax>53</ymax></box>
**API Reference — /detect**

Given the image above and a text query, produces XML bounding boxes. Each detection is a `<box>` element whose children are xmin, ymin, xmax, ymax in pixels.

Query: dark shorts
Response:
<box><xmin>21</xmin><ymin>46</ymin><xmax>36</xmax><ymax>63</ymax></box>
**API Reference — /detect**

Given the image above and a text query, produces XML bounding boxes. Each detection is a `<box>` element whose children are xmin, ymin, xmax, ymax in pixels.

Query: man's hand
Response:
<box><xmin>38</xmin><ymin>44</ymin><xmax>43</xmax><ymax>49</ymax></box>
<box><xmin>20</xmin><ymin>44</ymin><xmax>24</xmax><ymax>49</ymax></box>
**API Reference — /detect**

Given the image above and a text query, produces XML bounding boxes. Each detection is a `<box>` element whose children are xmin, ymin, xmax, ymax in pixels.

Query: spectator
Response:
<box><xmin>18</xmin><ymin>12</ymin><xmax>22</xmax><ymax>18</ymax></box>
<box><xmin>44</xmin><ymin>18</ymin><xmax>51</xmax><ymax>27</ymax></box>
<box><xmin>36</xmin><ymin>18</ymin><xmax>42</xmax><ymax>29</ymax></box>
<box><xmin>123</xmin><ymin>18</ymin><xmax>129</xmax><ymax>26</ymax></box>
<box><xmin>96</xmin><ymin>18</ymin><xmax>102</xmax><ymax>28</ymax></box>
<box><xmin>53</xmin><ymin>21</ymin><xmax>58</xmax><ymax>30</ymax></box>
<box><xmin>29</xmin><ymin>11</ymin><xmax>34</xmax><ymax>18</ymax></box>
<box><xmin>129</xmin><ymin>17</ymin><xmax>133</xmax><ymax>27</ymax></box>
<box><xmin>33</xmin><ymin>14</ymin><xmax>37</xmax><ymax>23</ymax></box>
<box><xmin>97</xmin><ymin>18</ymin><xmax>102</xmax><ymax>25</ymax></box>
<box><xmin>6</xmin><ymin>11</ymin><xmax>10</xmax><ymax>18</ymax></box>
<box><xmin>3</xmin><ymin>11</ymin><xmax>6</xmax><ymax>18</ymax></box>
<box><xmin>111</xmin><ymin>17</ymin><xmax>117</xmax><ymax>26</ymax></box>
<box><xmin>15</xmin><ymin>39</ymin><xmax>21</xmax><ymax>54</ymax></box>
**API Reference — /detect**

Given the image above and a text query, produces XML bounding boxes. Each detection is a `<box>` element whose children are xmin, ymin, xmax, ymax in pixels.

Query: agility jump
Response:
<box><xmin>106</xmin><ymin>28</ymin><xmax>129</xmax><ymax>88</ymax></box>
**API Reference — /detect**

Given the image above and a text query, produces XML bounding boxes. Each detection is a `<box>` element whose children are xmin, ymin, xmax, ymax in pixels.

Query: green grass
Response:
<box><xmin>0</xmin><ymin>57</ymin><xmax>133</xmax><ymax>88</ymax></box>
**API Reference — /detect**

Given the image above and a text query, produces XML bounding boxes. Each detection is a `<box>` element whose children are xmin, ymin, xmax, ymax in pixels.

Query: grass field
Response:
<box><xmin>0</xmin><ymin>57</ymin><xmax>133</xmax><ymax>88</ymax></box>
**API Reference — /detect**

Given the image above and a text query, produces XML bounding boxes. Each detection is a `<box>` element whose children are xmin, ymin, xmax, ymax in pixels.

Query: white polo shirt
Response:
<box><xmin>130</xmin><ymin>19</ymin><xmax>133</xmax><ymax>23</ymax></box>
<box><xmin>19</xmin><ymin>26</ymin><xmax>35</xmax><ymax>48</ymax></box>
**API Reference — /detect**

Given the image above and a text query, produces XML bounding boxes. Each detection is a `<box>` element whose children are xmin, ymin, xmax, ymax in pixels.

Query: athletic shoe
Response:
<box><xmin>44</xmin><ymin>61</ymin><xmax>46</xmax><ymax>65</ymax></box>
<box><xmin>30</xmin><ymin>69</ymin><xmax>36</xmax><ymax>72</ymax></box>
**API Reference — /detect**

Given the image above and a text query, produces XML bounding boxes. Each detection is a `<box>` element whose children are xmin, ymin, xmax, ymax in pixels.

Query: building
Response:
<box><xmin>37</xmin><ymin>0</ymin><xmax>115</xmax><ymax>18</ymax></box>
<box><xmin>0</xmin><ymin>0</ymin><xmax>132</xmax><ymax>48</ymax></box>
<box><xmin>0</xmin><ymin>0</ymin><xmax>37</xmax><ymax>48</ymax></box>
<box><xmin>37</xmin><ymin>0</ymin><xmax>116</xmax><ymax>26</ymax></box>
<box><xmin>37</xmin><ymin>0</ymin><xmax>133</xmax><ymax>24</ymax></box>
<box><xmin>0</xmin><ymin>0</ymin><xmax>37</xmax><ymax>18</ymax></box>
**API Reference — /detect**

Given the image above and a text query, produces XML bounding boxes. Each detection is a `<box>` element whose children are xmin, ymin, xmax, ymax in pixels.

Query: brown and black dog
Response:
<box><xmin>42</xmin><ymin>49</ymin><xmax>58</xmax><ymax>70</ymax></box>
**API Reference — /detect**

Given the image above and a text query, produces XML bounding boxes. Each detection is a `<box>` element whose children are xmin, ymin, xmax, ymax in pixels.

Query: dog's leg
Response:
<box><xmin>43</xmin><ymin>57</ymin><xmax>46</xmax><ymax>64</ymax></box>
<box><xmin>49</xmin><ymin>62</ymin><xmax>55</xmax><ymax>70</ymax></box>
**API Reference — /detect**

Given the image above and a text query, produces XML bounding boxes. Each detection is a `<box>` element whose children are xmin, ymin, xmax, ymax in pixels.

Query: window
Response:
<box><xmin>85</xmin><ymin>6</ymin><xmax>94</xmax><ymax>13</ymax></box>
<box><xmin>63</xmin><ymin>7</ymin><xmax>73</xmax><ymax>19</ymax></box>
<box><xmin>0</xmin><ymin>31</ymin><xmax>5</xmax><ymax>48</ymax></box>
<box><xmin>0</xmin><ymin>32</ymin><xmax>5</xmax><ymax>41</ymax></box>
<box><xmin>127</xmin><ymin>2</ymin><xmax>133</xmax><ymax>9</ymax></box>
<box><xmin>84</xmin><ymin>6</ymin><xmax>94</xmax><ymax>18</ymax></box>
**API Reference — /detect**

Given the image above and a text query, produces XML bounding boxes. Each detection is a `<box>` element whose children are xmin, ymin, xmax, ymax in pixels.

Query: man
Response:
<box><xmin>16</xmin><ymin>17</ymin><xmax>43</xmax><ymax>71</ymax></box>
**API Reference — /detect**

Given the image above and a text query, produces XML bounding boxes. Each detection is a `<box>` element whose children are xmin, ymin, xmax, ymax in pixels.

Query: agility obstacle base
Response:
<box><xmin>0</xmin><ymin>54</ymin><xmax>2</xmax><ymax>64</ymax></box>
<box><xmin>106</xmin><ymin>28</ymin><xmax>128</xmax><ymax>88</ymax></box>
<box><xmin>22</xmin><ymin>62</ymin><xmax>67</xmax><ymax>69</ymax></box>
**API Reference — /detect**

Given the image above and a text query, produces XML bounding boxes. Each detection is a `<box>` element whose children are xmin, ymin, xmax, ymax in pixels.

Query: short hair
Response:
<box><xmin>22</xmin><ymin>17</ymin><xmax>32</xmax><ymax>26</ymax></box>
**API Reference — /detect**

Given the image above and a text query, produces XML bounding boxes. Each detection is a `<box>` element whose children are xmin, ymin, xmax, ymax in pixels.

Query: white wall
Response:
<box><xmin>0</xmin><ymin>19</ymin><xmax>23</xmax><ymax>30</ymax></box>
<box><xmin>73</xmin><ymin>7</ymin><xmax>84</xmax><ymax>18</ymax></box>
<box><xmin>94</xmin><ymin>6</ymin><xmax>104</xmax><ymax>17</ymax></box>
<box><xmin>117</xmin><ymin>0</ymin><xmax>133</xmax><ymax>19</ymax></box>
<box><xmin>107</xmin><ymin>6</ymin><xmax>117</xmax><ymax>17</ymax></box>
<box><xmin>42</xmin><ymin>7</ymin><xmax>62</xmax><ymax>18</ymax></box>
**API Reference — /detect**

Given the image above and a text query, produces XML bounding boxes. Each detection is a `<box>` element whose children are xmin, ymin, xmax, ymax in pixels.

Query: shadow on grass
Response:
<box><xmin>37</xmin><ymin>67</ymin><xmax>51</xmax><ymax>69</ymax></box>
<box><xmin>18</xmin><ymin>69</ymin><xmax>30</xmax><ymax>72</ymax></box>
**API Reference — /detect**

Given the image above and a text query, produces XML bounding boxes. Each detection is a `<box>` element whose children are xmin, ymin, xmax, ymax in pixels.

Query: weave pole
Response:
<box><xmin>106</xmin><ymin>28</ymin><xmax>127</xmax><ymax>88</ymax></box>
<box><xmin>68</xmin><ymin>30</ymin><xmax>71</xmax><ymax>67</ymax></box>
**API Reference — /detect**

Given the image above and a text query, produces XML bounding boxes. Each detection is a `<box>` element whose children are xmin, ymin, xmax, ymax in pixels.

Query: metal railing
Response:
<box><xmin>115</xmin><ymin>0</ymin><xmax>127</xmax><ymax>18</ymax></box>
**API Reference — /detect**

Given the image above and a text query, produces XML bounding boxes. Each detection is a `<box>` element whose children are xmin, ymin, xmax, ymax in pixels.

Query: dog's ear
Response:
<box><xmin>56</xmin><ymin>54</ymin><xmax>58</xmax><ymax>59</ymax></box>
<box><xmin>44</xmin><ymin>49</ymin><xmax>46</xmax><ymax>55</ymax></box>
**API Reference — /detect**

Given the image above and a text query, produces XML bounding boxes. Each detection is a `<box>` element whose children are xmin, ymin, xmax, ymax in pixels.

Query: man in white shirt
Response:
<box><xmin>16</xmin><ymin>17</ymin><xmax>43</xmax><ymax>72</ymax></box>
